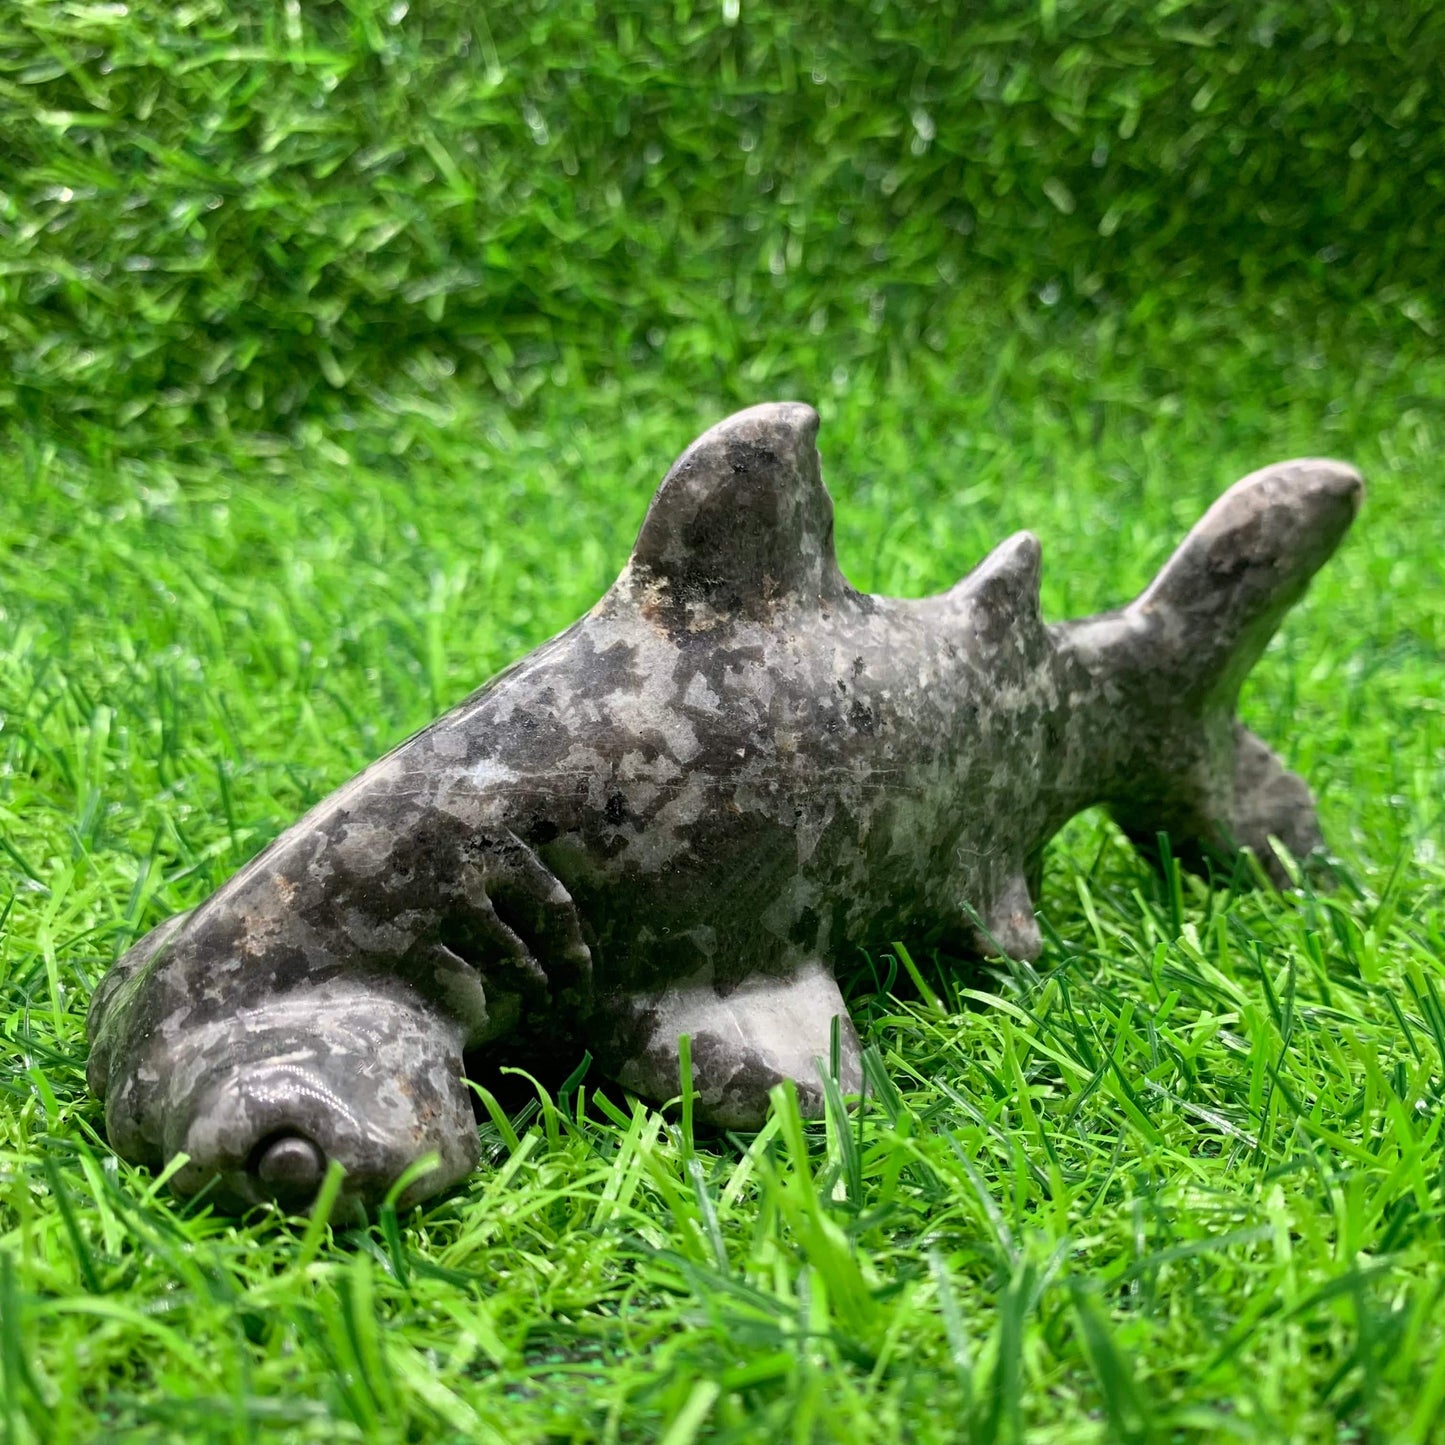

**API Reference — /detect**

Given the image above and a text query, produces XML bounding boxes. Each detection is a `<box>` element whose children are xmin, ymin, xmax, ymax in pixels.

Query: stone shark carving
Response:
<box><xmin>86</xmin><ymin>403</ymin><xmax>1362</xmax><ymax>1214</ymax></box>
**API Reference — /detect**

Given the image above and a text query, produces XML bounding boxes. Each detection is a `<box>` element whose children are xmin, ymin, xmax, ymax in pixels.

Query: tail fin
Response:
<box><xmin>1130</xmin><ymin>459</ymin><xmax>1364</xmax><ymax>708</ymax></box>
<box><xmin>1091</xmin><ymin>458</ymin><xmax>1362</xmax><ymax>884</ymax></box>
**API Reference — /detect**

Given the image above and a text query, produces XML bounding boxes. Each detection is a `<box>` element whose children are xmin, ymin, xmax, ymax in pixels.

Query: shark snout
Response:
<box><xmin>172</xmin><ymin>1053</ymin><xmax>460</xmax><ymax>1213</ymax></box>
<box><xmin>139</xmin><ymin>989</ymin><xmax>481</xmax><ymax>1216</ymax></box>
<box><xmin>253</xmin><ymin>1133</ymin><xmax>328</xmax><ymax>1206</ymax></box>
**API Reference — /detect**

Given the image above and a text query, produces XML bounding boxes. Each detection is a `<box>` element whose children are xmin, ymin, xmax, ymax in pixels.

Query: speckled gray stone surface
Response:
<box><xmin>87</xmin><ymin>402</ymin><xmax>1362</xmax><ymax>1214</ymax></box>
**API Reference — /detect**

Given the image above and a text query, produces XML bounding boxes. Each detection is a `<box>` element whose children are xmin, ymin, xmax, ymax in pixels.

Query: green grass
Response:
<box><xmin>3</xmin><ymin>303</ymin><xmax>1443</xmax><ymax>1441</ymax></box>
<box><xmin>3</xmin><ymin>3</ymin><xmax>1445</xmax><ymax>1440</ymax></box>
<box><xmin>5</xmin><ymin>0</ymin><xmax>1445</xmax><ymax>425</ymax></box>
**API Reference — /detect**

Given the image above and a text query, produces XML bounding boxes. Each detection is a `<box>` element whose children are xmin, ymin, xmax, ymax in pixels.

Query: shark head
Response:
<box><xmin>87</xmin><ymin>917</ymin><xmax>480</xmax><ymax>1216</ymax></box>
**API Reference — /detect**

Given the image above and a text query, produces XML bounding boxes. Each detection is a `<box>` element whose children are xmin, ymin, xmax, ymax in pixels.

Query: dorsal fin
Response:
<box><xmin>932</xmin><ymin>531</ymin><xmax>1045</xmax><ymax>652</ymax></box>
<box><xmin>625</xmin><ymin>402</ymin><xmax>845</xmax><ymax>623</ymax></box>
<box><xmin>951</xmin><ymin>531</ymin><xmax>1043</xmax><ymax>617</ymax></box>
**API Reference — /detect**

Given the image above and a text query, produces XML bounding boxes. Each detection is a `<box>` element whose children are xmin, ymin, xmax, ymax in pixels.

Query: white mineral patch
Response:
<box><xmin>682</xmin><ymin>670</ymin><xmax>723</xmax><ymax>713</ymax></box>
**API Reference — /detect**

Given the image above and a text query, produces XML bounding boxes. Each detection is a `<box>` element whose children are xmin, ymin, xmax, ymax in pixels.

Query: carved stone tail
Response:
<box><xmin>1062</xmin><ymin>459</ymin><xmax>1363</xmax><ymax>884</ymax></box>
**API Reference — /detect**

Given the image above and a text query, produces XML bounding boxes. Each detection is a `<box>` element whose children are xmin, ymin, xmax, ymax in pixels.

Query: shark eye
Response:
<box><xmin>251</xmin><ymin>1132</ymin><xmax>326</xmax><ymax>1208</ymax></box>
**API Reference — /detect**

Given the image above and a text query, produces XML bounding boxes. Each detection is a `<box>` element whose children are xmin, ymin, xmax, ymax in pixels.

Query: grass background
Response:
<box><xmin>2</xmin><ymin>2</ymin><xmax>1444</xmax><ymax>1440</ymax></box>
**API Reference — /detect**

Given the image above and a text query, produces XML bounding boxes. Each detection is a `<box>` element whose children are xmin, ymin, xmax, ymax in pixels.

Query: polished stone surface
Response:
<box><xmin>87</xmin><ymin>403</ymin><xmax>1362</xmax><ymax>1213</ymax></box>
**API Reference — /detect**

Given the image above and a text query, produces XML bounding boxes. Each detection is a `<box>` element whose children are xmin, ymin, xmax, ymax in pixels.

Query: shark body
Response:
<box><xmin>87</xmin><ymin>403</ymin><xmax>1362</xmax><ymax>1212</ymax></box>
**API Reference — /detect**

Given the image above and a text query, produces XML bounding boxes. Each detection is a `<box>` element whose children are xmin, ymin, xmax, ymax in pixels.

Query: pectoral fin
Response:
<box><xmin>599</xmin><ymin>959</ymin><xmax>862</xmax><ymax>1129</ymax></box>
